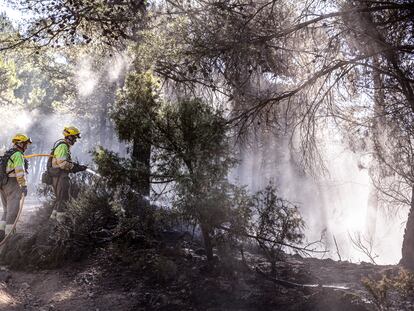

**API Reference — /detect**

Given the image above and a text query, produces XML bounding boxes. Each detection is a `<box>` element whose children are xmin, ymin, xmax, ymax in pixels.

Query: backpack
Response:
<box><xmin>0</xmin><ymin>149</ymin><xmax>18</xmax><ymax>187</ymax></box>
<box><xmin>43</xmin><ymin>140</ymin><xmax>69</xmax><ymax>181</ymax></box>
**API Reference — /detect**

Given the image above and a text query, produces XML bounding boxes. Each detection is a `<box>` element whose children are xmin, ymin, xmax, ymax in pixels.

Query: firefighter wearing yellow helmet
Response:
<box><xmin>0</xmin><ymin>134</ymin><xmax>32</xmax><ymax>241</ymax></box>
<box><xmin>47</xmin><ymin>126</ymin><xmax>87</xmax><ymax>223</ymax></box>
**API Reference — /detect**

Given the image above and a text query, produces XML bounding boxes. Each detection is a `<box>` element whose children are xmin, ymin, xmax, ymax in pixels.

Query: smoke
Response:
<box><xmin>2</xmin><ymin>40</ymin><xmax>404</xmax><ymax>264</ymax></box>
<box><xmin>76</xmin><ymin>56</ymin><xmax>99</xmax><ymax>98</ymax></box>
<box><xmin>107</xmin><ymin>52</ymin><xmax>130</xmax><ymax>82</ymax></box>
<box><xmin>0</xmin><ymin>106</ymin><xmax>36</xmax><ymax>152</ymax></box>
<box><xmin>0</xmin><ymin>50</ymin><xmax>131</xmax><ymax>190</ymax></box>
<box><xmin>75</xmin><ymin>51</ymin><xmax>131</xmax><ymax>97</ymax></box>
<box><xmin>235</xmin><ymin>127</ymin><xmax>406</xmax><ymax>264</ymax></box>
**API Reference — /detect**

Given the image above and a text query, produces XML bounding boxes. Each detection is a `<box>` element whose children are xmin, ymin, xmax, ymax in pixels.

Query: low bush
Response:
<box><xmin>362</xmin><ymin>268</ymin><xmax>414</xmax><ymax>310</ymax></box>
<box><xmin>0</xmin><ymin>176</ymin><xmax>116</xmax><ymax>268</ymax></box>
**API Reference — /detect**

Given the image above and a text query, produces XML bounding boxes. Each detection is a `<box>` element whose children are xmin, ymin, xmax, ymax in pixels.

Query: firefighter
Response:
<box><xmin>0</xmin><ymin>134</ymin><xmax>32</xmax><ymax>241</ymax></box>
<box><xmin>48</xmin><ymin>126</ymin><xmax>87</xmax><ymax>223</ymax></box>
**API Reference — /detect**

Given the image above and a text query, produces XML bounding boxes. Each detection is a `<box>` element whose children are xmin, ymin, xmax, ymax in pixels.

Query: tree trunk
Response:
<box><xmin>131</xmin><ymin>139</ymin><xmax>151</xmax><ymax>197</ymax></box>
<box><xmin>401</xmin><ymin>186</ymin><xmax>414</xmax><ymax>269</ymax></box>
<box><xmin>200</xmin><ymin>223</ymin><xmax>214</xmax><ymax>261</ymax></box>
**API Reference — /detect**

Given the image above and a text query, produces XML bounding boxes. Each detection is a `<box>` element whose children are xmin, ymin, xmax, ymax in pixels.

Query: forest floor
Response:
<box><xmin>0</xmin><ymin>248</ymin><xmax>396</xmax><ymax>311</ymax></box>
<box><xmin>0</xmin><ymin>199</ymin><xmax>409</xmax><ymax>310</ymax></box>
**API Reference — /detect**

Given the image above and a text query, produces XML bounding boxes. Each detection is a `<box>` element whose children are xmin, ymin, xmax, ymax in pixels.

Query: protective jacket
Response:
<box><xmin>1</xmin><ymin>148</ymin><xmax>27</xmax><ymax>236</ymax></box>
<box><xmin>51</xmin><ymin>140</ymin><xmax>74</xmax><ymax>171</ymax></box>
<box><xmin>48</xmin><ymin>140</ymin><xmax>74</xmax><ymax>222</ymax></box>
<box><xmin>6</xmin><ymin>150</ymin><xmax>27</xmax><ymax>187</ymax></box>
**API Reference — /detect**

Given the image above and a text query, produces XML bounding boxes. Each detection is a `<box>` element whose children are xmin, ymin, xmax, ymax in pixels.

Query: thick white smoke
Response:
<box><xmin>75</xmin><ymin>51</ymin><xmax>131</xmax><ymax>97</ymax></box>
<box><xmin>235</xmin><ymin>129</ymin><xmax>407</xmax><ymax>264</ymax></box>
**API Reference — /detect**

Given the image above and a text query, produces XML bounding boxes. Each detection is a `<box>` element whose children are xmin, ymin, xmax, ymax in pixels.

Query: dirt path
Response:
<box><xmin>0</xmin><ymin>254</ymin><xmax>143</xmax><ymax>311</ymax></box>
<box><xmin>0</xmin><ymin>198</ymin><xmax>141</xmax><ymax>311</ymax></box>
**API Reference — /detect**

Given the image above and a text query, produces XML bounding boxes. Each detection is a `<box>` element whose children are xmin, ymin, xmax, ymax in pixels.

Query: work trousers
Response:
<box><xmin>52</xmin><ymin>173</ymin><xmax>71</xmax><ymax>213</ymax></box>
<box><xmin>0</xmin><ymin>178</ymin><xmax>23</xmax><ymax>225</ymax></box>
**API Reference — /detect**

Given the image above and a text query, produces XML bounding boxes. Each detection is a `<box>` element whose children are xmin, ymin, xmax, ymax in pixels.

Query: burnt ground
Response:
<box><xmin>0</xmin><ymin>247</ymin><xmax>397</xmax><ymax>311</ymax></box>
<box><xmin>0</xmin><ymin>200</ymin><xmax>410</xmax><ymax>311</ymax></box>
<box><xmin>1</xmin><ymin>243</ymin><xmax>404</xmax><ymax>311</ymax></box>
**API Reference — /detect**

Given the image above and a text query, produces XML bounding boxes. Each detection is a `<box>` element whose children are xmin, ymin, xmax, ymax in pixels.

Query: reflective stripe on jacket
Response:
<box><xmin>6</xmin><ymin>151</ymin><xmax>26</xmax><ymax>187</ymax></box>
<box><xmin>52</xmin><ymin>142</ymin><xmax>74</xmax><ymax>171</ymax></box>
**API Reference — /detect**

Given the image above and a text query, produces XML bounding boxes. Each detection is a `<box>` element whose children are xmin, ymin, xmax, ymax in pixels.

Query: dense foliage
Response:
<box><xmin>0</xmin><ymin>0</ymin><xmax>414</xmax><ymax>282</ymax></box>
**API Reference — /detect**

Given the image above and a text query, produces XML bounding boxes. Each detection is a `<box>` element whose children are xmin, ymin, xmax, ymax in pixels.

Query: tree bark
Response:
<box><xmin>131</xmin><ymin>139</ymin><xmax>151</xmax><ymax>197</ymax></box>
<box><xmin>401</xmin><ymin>186</ymin><xmax>414</xmax><ymax>269</ymax></box>
<box><xmin>200</xmin><ymin>222</ymin><xmax>214</xmax><ymax>261</ymax></box>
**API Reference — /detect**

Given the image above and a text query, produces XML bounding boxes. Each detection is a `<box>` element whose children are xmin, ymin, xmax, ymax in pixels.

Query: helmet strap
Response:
<box><xmin>15</xmin><ymin>142</ymin><xmax>26</xmax><ymax>152</ymax></box>
<box><xmin>66</xmin><ymin>136</ymin><xmax>76</xmax><ymax>145</ymax></box>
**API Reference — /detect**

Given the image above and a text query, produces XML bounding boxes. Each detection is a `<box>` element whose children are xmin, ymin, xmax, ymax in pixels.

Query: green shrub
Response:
<box><xmin>249</xmin><ymin>184</ymin><xmax>305</xmax><ymax>272</ymax></box>
<box><xmin>50</xmin><ymin>180</ymin><xmax>117</xmax><ymax>260</ymax></box>
<box><xmin>0</xmin><ymin>178</ymin><xmax>116</xmax><ymax>268</ymax></box>
<box><xmin>362</xmin><ymin>269</ymin><xmax>414</xmax><ymax>310</ymax></box>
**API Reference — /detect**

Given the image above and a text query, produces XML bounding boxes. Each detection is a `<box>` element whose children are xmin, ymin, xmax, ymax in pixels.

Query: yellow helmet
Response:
<box><xmin>12</xmin><ymin>133</ymin><xmax>32</xmax><ymax>144</ymax></box>
<box><xmin>63</xmin><ymin>126</ymin><xmax>81</xmax><ymax>138</ymax></box>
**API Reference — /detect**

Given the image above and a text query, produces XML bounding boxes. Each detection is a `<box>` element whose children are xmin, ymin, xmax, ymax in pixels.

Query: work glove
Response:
<box><xmin>72</xmin><ymin>163</ymin><xmax>87</xmax><ymax>173</ymax></box>
<box><xmin>21</xmin><ymin>186</ymin><xmax>28</xmax><ymax>197</ymax></box>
